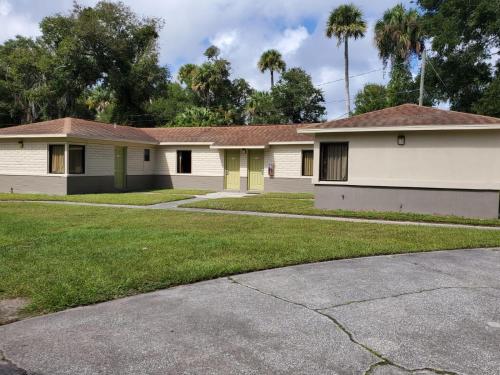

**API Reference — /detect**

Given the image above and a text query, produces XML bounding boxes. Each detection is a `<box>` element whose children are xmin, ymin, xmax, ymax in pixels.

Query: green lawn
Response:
<box><xmin>181</xmin><ymin>193</ymin><xmax>500</xmax><ymax>227</ymax></box>
<box><xmin>1</xmin><ymin>202</ymin><xmax>500</xmax><ymax>320</ymax></box>
<box><xmin>0</xmin><ymin>188</ymin><xmax>212</xmax><ymax>206</ymax></box>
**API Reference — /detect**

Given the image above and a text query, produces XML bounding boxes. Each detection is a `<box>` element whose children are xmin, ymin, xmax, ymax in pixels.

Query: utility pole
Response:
<box><xmin>419</xmin><ymin>49</ymin><xmax>427</xmax><ymax>106</ymax></box>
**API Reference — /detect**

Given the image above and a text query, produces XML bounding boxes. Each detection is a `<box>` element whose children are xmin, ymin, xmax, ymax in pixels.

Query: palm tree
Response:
<box><xmin>374</xmin><ymin>4</ymin><xmax>423</xmax><ymax>68</ymax></box>
<box><xmin>204</xmin><ymin>45</ymin><xmax>220</xmax><ymax>61</ymax></box>
<box><xmin>326</xmin><ymin>4</ymin><xmax>366</xmax><ymax>116</ymax></box>
<box><xmin>258</xmin><ymin>49</ymin><xmax>286</xmax><ymax>89</ymax></box>
<box><xmin>374</xmin><ymin>4</ymin><xmax>423</xmax><ymax>106</ymax></box>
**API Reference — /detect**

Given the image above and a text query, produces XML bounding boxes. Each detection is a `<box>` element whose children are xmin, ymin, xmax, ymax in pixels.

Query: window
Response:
<box><xmin>69</xmin><ymin>145</ymin><xmax>85</xmax><ymax>174</ymax></box>
<box><xmin>301</xmin><ymin>150</ymin><xmax>314</xmax><ymax>176</ymax></box>
<box><xmin>144</xmin><ymin>149</ymin><xmax>151</xmax><ymax>162</ymax></box>
<box><xmin>49</xmin><ymin>145</ymin><xmax>65</xmax><ymax>174</ymax></box>
<box><xmin>177</xmin><ymin>150</ymin><xmax>192</xmax><ymax>174</ymax></box>
<box><xmin>320</xmin><ymin>143</ymin><xmax>348</xmax><ymax>181</ymax></box>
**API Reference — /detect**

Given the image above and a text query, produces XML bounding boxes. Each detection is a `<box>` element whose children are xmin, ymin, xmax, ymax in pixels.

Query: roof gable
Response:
<box><xmin>0</xmin><ymin>118</ymin><xmax>158</xmax><ymax>144</ymax></box>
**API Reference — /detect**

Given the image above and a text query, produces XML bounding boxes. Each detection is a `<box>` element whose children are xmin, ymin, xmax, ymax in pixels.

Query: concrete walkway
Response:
<box><xmin>5</xmin><ymin>195</ymin><xmax>500</xmax><ymax>230</ymax></box>
<box><xmin>1</xmin><ymin>248</ymin><xmax>499</xmax><ymax>374</ymax></box>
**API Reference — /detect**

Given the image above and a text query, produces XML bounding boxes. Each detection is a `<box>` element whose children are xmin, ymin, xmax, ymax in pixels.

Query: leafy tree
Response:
<box><xmin>246</xmin><ymin>91</ymin><xmax>282</xmax><ymax>124</ymax></box>
<box><xmin>0</xmin><ymin>37</ymin><xmax>51</xmax><ymax>124</ymax></box>
<box><xmin>386</xmin><ymin>64</ymin><xmax>419</xmax><ymax>106</ymax></box>
<box><xmin>171</xmin><ymin>106</ymin><xmax>229</xmax><ymax>126</ymax></box>
<box><xmin>257</xmin><ymin>49</ymin><xmax>286</xmax><ymax>89</ymax></box>
<box><xmin>145</xmin><ymin>83</ymin><xmax>196</xmax><ymax>125</ymax></box>
<box><xmin>353</xmin><ymin>84</ymin><xmax>389</xmax><ymax>115</ymax></box>
<box><xmin>40</xmin><ymin>1</ymin><xmax>169</xmax><ymax>124</ymax></box>
<box><xmin>272</xmin><ymin>68</ymin><xmax>326</xmax><ymax>123</ymax></box>
<box><xmin>85</xmin><ymin>86</ymin><xmax>114</xmax><ymax>119</ymax></box>
<box><xmin>191</xmin><ymin>59</ymin><xmax>232</xmax><ymax>107</ymax></box>
<box><xmin>418</xmin><ymin>0</ymin><xmax>500</xmax><ymax>113</ymax></box>
<box><xmin>472</xmin><ymin>71</ymin><xmax>500</xmax><ymax>117</ymax></box>
<box><xmin>326</xmin><ymin>4</ymin><xmax>367</xmax><ymax>115</ymax></box>
<box><xmin>175</xmin><ymin>55</ymin><xmax>252</xmax><ymax>125</ymax></box>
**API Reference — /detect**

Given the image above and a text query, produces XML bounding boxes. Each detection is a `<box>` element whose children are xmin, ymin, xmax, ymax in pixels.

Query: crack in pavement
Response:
<box><xmin>227</xmin><ymin>276</ymin><xmax>458</xmax><ymax>375</ymax></box>
<box><xmin>317</xmin><ymin>286</ymin><xmax>499</xmax><ymax>311</ymax></box>
<box><xmin>363</xmin><ymin>360</ymin><xmax>387</xmax><ymax>375</ymax></box>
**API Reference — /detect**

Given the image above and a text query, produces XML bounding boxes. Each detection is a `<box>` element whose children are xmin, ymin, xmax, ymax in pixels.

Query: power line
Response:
<box><xmin>324</xmin><ymin>89</ymin><xmax>420</xmax><ymax>104</ymax></box>
<box><xmin>426</xmin><ymin>58</ymin><xmax>448</xmax><ymax>91</ymax></box>
<box><xmin>315</xmin><ymin>60</ymin><xmax>410</xmax><ymax>87</ymax></box>
<box><xmin>316</xmin><ymin>68</ymin><xmax>385</xmax><ymax>87</ymax></box>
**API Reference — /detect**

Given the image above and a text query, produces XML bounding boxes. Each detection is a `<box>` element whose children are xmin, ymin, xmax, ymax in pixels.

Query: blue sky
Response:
<box><xmin>0</xmin><ymin>0</ymin><xmax>415</xmax><ymax>119</ymax></box>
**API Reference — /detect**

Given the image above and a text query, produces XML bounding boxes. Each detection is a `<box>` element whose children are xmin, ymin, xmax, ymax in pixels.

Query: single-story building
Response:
<box><xmin>1</xmin><ymin>104</ymin><xmax>499</xmax><ymax>218</ymax></box>
<box><xmin>0</xmin><ymin>118</ymin><xmax>315</xmax><ymax>195</ymax></box>
<box><xmin>298</xmin><ymin>104</ymin><xmax>500</xmax><ymax>219</ymax></box>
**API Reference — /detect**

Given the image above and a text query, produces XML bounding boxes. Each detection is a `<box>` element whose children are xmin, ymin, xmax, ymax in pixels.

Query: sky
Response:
<box><xmin>0</xmin><ymin>0</ymin><xmax>415</xmax><ymax>120</ymax></box>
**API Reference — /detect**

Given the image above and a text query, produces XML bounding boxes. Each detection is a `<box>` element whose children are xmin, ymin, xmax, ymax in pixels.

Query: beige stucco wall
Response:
<box><xmin>313</xmin><ymin>130</ymin><xmax>500</xmax><ymax>190</ymax></box>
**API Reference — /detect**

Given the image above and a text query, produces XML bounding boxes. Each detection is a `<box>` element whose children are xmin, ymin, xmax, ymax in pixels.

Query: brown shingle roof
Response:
<box><xmin>0</xmin><ymin>118</ymin><xmax>312</xmax><ymax>146</ymax></box>
<box><xmin>0</xmin><ymin>118</ymin><xmax>158</xmax><ymax>143</ymax></box>
<box><xmin>302</xmin><ymin>104</ymin><xmax>500</xmax><ymax>130</ymax></box>
<box><xmin>142</xmin><ymin>124</ymin><xmax>313</xmax><ymax>146</ymax></box>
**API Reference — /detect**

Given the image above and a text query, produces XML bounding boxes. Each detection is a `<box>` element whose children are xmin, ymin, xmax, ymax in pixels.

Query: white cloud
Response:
<box><xmin>0</xmin><ymin>0</ymin><xmax>414</xmax><ymax>119</ymax></box>
<box><xmin>0</xmin><ymin>0</ymin><xmax>12</xmax><ymax>16</ymax></box>
<box><xmin>275</xmin><ymin>26</ymin><xmax>309</xmax><ymax>56</ymax></box>
<box><xmin>210</xmin><ymin>30</ymin><xmax>239</xmax><ymax>55</ymax></box>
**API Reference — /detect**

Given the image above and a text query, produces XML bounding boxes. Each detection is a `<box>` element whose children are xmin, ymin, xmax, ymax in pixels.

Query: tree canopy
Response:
<box><xmin>417</xmin><ymin>0</ymin><xmax>500</xmax><ymax>114</ymax></box>
<box><xmin>0</xmin><ymin>0</ymin><xmax>498</xmax><ymax>126</ymax></box>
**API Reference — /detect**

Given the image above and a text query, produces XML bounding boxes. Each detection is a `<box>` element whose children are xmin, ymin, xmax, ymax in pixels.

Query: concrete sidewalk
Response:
<box><xmin>1</xmin><ymin>248</ymin><xmax>499</xmax><ymax>374</ymax></box>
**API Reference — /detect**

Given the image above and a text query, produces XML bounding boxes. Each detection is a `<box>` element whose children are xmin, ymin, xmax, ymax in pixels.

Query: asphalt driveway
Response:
<box><xmin>1</xmin><ymin>248</ymin><xmax>499</xmax><ymax>375</ymax></box>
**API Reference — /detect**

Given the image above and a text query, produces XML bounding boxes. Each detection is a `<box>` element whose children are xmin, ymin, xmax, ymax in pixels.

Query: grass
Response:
<box><xmin>1</xmin><ymin>202</ymin><xmax>500</xmax><ymax>319</ymax></box>
<box><xmin>0</xmin><ymin>188</ymin><xmax>212</xmax><ymax>206</ymax></box>
<box><xmin>181</xmin><ymin>193</ymin><xmax>500</xmax><ymax>227</ymax></box>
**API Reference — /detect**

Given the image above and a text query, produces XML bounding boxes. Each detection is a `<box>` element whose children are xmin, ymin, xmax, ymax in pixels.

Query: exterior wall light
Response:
<box><xmin>397</xmin><ymin>135</ymin><xmax>405</xmax><ymax>146</ymax></box>
<box><xmin>18</xmin><ymin>140</ymin><xmax>24</xmax><ymax>149</ymax></box>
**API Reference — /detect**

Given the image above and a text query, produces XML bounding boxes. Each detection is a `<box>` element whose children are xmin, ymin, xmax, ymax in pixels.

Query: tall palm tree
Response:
<box><xmin>374</xmin><ymin>4</ymin><xmax>423</xmax><ymax>106</ymax></box>
<box><xmin>326</xmin><ymin>4</ymin><xmax>366</xmax><ymax>116</ymax></box>
<box><xmin>258</xmin><ymin>49</ymin><xmax>286</xmax><ymax>89</ymax></box>
<box><xmin>374</xmin><ymin>4</ymin><xmax>423</xmax><ymax>68</ymax></box>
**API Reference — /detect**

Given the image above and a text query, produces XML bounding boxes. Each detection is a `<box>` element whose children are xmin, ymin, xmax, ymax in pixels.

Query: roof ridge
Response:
<box><xmin>63</xmin><ymin>117</ymin><xmax>72</xmax><ymax>134</ymax></box>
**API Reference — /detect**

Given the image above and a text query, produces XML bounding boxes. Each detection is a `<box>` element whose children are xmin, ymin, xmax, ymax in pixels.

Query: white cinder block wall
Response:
<box><xmin>0</xmin><ymin>141</ymin><xmax>49</xmax><ymax>175</ymax></box>
<box><xmin>85</xmin><ymin>144</ymin><xmax>114</xmax><ymax>176</ymax></box>
<box><xmin>265</xmin><ymin>145</ymin><xmax>314</xmax><ymax>178</ymax></box>
<box><xmin>154</xmin><ymin>146</ymin><xmax>224</xmax><ymax>176</ymax></box>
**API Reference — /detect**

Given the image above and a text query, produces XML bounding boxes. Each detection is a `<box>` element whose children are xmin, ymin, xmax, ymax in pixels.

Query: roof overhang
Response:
<box><xmin>298</xmin><ymin>124</ymin><xmax>500</xmax><ymax>134</ymax></box>
<box><xmin>268</xmin><ymin>141</ymin><xmax>314</xmax><ymax>145</ymax></box>
<box><xmin>0</xmin><ymin>134</ymin><xmax>67</xmax><ymax>139</ymax></box>
<box><xmin>0</xmin><ymin>133</ymin><xmax>158</xmax><ymax>145</ymax></box>
<box><xmin>158</xmin><ymin>142</ymin><xmax>213</xmax><ymax>146</ymax></box>
<box><xmin>209</xmin><ymin>145</ymin><xmax>267</xmax><ymax>149</ymax></box>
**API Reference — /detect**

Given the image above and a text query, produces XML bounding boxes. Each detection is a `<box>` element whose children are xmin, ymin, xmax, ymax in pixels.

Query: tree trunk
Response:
<box><xmin>271</xmin><ymin>70</ymin><xmax>274</xmax><ymax>89</ymax></box>
<box><xmin>344</xmin><ymin>38</ymin><xmax>351</xmax><ymax>116</ymax></box>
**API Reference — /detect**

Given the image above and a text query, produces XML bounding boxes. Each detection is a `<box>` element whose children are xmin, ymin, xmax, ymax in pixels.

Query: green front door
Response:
<box><xmin>114</xmin><ymin>146</ymin><xmax>127</xmax><ymax>189</ymax></box>
<box><xmin>248</xmin><ymin>150</ymin><xmax>264</xmax><ymax>191</ymax></box>
<box><xmin>225</xmin><ymin>150</ymin><xmax>240</xmax><ymax>190</ymax></box>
